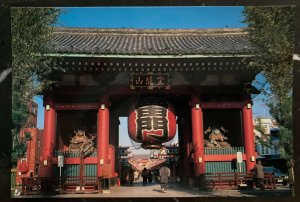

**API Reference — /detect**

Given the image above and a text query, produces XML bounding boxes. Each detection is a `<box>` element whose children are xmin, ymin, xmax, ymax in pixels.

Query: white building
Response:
<box><xmin>253</xmin><ymin>118</ymin><xmax>281</xmax><ymax>157</ymax></box>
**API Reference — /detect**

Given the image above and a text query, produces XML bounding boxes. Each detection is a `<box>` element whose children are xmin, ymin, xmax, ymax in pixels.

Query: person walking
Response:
<box><xmin>121</xmin><ymin>168</ymin><xmax>129</xmax><ymax>185</ymax></box>
<box><xmin>141</xmin><ymin>168</ymin><xmax>148</xmax><ymax>186</ymax></box>
<box><xmin>134</xmin><ymin>170</ymin><xmax>139</xmax><ymax>181</ymax></box>
<box><xmin>159</xmin><ymin>165</ymin><xmax>170</xmax><ymax>193</ymax></box>
<box><xmin>147</xmin><ymin>170</ymin><xmax>153</xmax><ymax>184</ymax></box>
<box><xmin>252</xmin><ymin>160</ymin><xmax>265</xmax><ymax>190</ymax></box>
<box><xmin>128</xmin><ymin>167</ymin><xmax>135</xmax><ymax>185</ymax></box>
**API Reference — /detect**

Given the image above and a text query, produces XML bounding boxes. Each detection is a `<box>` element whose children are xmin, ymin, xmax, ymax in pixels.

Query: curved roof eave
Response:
<box><xmin>44</xmin><ymin>52</ymin><xmax>256</xmax><ymax>59</ymax></box>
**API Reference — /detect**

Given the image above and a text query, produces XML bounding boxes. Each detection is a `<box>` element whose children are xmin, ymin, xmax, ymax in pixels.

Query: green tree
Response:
<box><xmin>12</xmin><ymin>8</ymin><xmax>62</xmax><ymax>102</ymax></box>
<box><xmin>243</xmin><ymin>7</ymin><xmax>295</xmax><ymax>159</ymax></box>
<box><xmin>254</xmin><ymin>119</ymin><xmax>271</xmax><ymax>149</ymax></box>
<box><xmin>11</xmin><ymin>8</ymin><xmax>61</xmax><ymax>166</ymax></box>
<box><xmin>243</xmin><ymin>7</ymin><xmax>294</xmax><ymax>101</ymax></box>
<box><xmin>269</xmin><ymin>94</ymin><xmax>292</xmax><ymax>159</ymax></box>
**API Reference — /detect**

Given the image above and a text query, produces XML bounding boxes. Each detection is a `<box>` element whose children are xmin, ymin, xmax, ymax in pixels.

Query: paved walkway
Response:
<box><xmin>14</xmin><ymin>180</ymin><xmax>291</xmax><ymax>198</ymax></box>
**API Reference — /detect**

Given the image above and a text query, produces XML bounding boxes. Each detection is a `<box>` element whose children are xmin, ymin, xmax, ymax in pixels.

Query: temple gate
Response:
<box><xmin>37</xmin><ymin>27</ymin><xmax>259</xmax><ymax>189</ymax></box>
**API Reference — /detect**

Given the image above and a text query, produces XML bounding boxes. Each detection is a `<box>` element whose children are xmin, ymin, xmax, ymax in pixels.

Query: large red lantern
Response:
<box><xmin>128</xmin><ymin>98</ymin><xmax>176</xmax><ymax>149</ymax></box>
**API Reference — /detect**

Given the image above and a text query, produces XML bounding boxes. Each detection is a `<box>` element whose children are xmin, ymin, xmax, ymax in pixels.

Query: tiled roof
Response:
<box><xmin>46</xmin><ymin>27</ymin><xmax>255</xmax><ymax>56</ymax></box>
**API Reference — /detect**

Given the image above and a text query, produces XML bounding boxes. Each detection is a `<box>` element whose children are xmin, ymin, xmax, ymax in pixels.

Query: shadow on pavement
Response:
<box><xmin>238</xmin><ymin>187</ymin><xmax>292</xmax><ymax>197</ymax></box>
<box><xmin>152</xmin><ymin>188</ymin><xmax>163</xmax><ymax>193</ymax></box>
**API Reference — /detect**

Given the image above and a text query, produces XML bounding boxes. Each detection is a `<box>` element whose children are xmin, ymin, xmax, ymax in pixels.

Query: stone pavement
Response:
<box><xmin>14</xmin><ymin>180</ymin><xmax>291</xmax><ymax>198</ymax></box>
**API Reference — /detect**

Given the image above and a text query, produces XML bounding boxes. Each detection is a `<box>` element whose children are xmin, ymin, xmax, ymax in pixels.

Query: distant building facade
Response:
<box><xmin>23</xmin><ymin>101</ymin><xmax>38</xmax><ymax>128</ymax></box>
<box><xmin>253</xmin><ymin>118</ymin><xmax>286</xmax><ymax>170</ymax></box>
<box><xmin>16</xmin><ymin>101</ymin><xmax>44</xmax><ymax>184</ymax></box>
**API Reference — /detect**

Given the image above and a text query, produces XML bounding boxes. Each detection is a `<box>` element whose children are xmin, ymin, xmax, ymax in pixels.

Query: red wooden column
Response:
<box><xmin>39</xmin><ymin>98</ymin><xmax>56</xmax><ymax>177</ymax></box>
<box><xmin>242</xmin><ymin>102</ymin><xmax>256</xmax><ymax>171</ymax></box>
<box><xmin>190</xmin><ymin>96</ymin><xmax>205</xmax><ymax>176</ymax></box>
<box><xmin>97</xmin><ymin>100</ymin><xmax>110</xmax><ymax>177</ymax></box>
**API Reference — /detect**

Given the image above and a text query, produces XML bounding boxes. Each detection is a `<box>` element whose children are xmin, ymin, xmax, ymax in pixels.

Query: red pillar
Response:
<box><xmin>191</xmin><ymin>96</ymin><xmax>205</xmax><ymax>176</ymax></box>
<box><xmin>242</xmin><ymin>103</ymin><xmax>256</xmax><ymax>171</ymax></box>
<box><xmin>97</xmin><ymin>102</ymin><xmax>110</xmax><ymax>177</ymax></box>
<box><xmin>108</xmin><ymin>145</ymin><xmax>115</xmax><ymax>177</ymax></box>
<box><xmin>39</xmin><ymin>100</ymin><xmax>56</xmax><ymax>177</ymax></box>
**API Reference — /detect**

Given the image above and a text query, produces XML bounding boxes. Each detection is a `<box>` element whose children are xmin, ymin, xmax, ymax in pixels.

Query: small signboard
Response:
<box><xmin>236</xmin><ymin>152</ymin><xmax>243</xmax><ymax>163</ymax></box>
<box><xmin>150</xmin><ymin>148</ymin><xmax>169</xmax><ymax>159</ymax></box>
<box><xmin>58</xmin><ymin>155</ymin><xmax>64</xmax><ymax>167</ymax></box>
<box><xmin>130</xmin><ymin>73</ymin><xmax>170</xmax><ymax>89</ymax></box>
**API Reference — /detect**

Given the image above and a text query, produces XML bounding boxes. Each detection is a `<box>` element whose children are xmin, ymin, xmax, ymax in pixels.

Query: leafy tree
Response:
<box><xmin>254</xmin><ymin>119</ymin><xmax>271</xmax><ymax>149</ymax></box>
<box><xmin>269</xmin><ymin>94</ymin><xmax>292</xmax><ymax>159</ymax></box>
<box><xmin>11</xmin><ymin>8</ymin><xmax>62</xmax><ymax>102</ymax></box>
<box><xmin>244</xmin><ymin>7</ymin><xmax>294</xmax><ymax>101</ymax></box>
<box><xmin>243</xmin><ymin>7</ymin><xmax>295</xmax><ymax>159</ymax></box>
<box><xmin>11</xmin><ymin>8</ymin><xmax>61</xmax><ymax>166</ymax></box>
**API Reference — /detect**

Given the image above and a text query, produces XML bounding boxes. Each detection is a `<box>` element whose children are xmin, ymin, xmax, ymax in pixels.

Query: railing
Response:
<box><xmin>21</xmin><ymin>176</ymin><xmax>102</xmax><ymax>195</ymax></box>
<box><xmin>203</xmin><ymin>172</ymin><xmax>276</xmax><ymax>189</ymax></box>
<box><xmin>62</xmin><ymin>176</ymin><xmax>101</xmax><ymax>190</ymax></box>
<box><xmin>204</xmin><ymin>147</ymin><xmax>245</xmax><ymax>155</ymax></box>
<box><xmin>22</xmin><ymin>177</ymin><xmax>59</xmax><ymax>195</ymax></box>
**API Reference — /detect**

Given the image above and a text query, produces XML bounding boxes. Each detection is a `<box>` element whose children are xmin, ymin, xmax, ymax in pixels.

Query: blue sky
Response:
<box><xmin>34</xmin><ymin>7</ymin><xmax>270</xmax><ymax>154</ymax></box>
<box><xmin>57</xmin><ymin>7</ymin><xmax>246</xmax><ymax>29</ymax></box>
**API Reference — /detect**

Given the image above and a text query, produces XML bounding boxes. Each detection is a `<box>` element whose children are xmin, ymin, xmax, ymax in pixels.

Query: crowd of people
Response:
<box><xmin>121</xmin><ymin>166</ymin><xmax>155</xmax><ymax>186</ymax></box>
<box><xmin>141</xmin><ymin>168</ymin><xmax>153</xmax><ymax>185</ymax></box>
<box><xmin>121</xmin><ymin>164</ymin><xmax>171</xmax><ymax>193</ymax></box>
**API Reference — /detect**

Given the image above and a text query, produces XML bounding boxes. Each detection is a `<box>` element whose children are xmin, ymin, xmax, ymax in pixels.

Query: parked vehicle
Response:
<box><xmin>263</xmin><ymin>167</ymin><xmax>289</xmax><ymax>186</ymax></box>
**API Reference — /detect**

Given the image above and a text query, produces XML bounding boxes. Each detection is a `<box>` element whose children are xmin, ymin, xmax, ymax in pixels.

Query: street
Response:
<box><xmin>14</xmin><ymin>179</ymin><xmax>292</xmax><ymax>198</ymax></box>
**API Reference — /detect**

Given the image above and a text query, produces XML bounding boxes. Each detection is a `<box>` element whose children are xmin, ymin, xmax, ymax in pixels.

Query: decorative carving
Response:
<box><xmin>68</xmin><ymin>130</ymin><xmax>95</xmax><ymax>157</ymax></box>
<box><xmin>204</xmin><ymin>127</ymin><xmax>231</xmax><ymax>148</ymax></box>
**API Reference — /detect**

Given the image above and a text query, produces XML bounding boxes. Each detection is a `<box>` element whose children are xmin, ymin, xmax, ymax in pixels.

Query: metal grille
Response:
<box><xmin>204</xmin><ymin>147</ymin><xmax>245</xmax><ymax>155</ymax></box>
<box><xmin>84</xmin><ymin>164</ymin><xmax>97</xmax><ymax>176</ymax></box>
<box><xmin>205</xmin><ymin>161</ymin><xmax>246</xmax><ymax>173</ymax></box>
<box><xmin>54</xmin><ymin>164</ymin><xmax>80</xmax><ymax>177</ymax></box>
<box><xmin>54</xmin><ymin>150</ymin><xmax>97</xmax><ymax>157</ymax></box>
